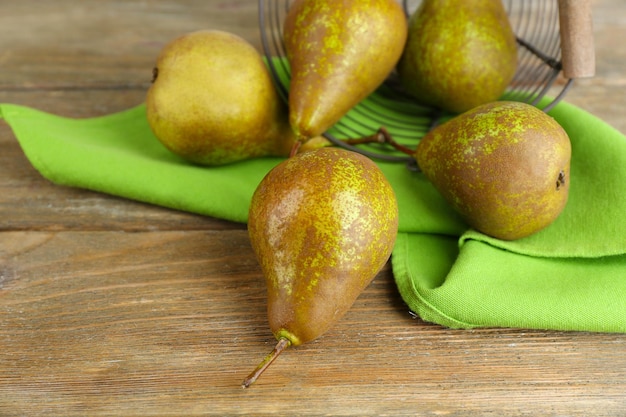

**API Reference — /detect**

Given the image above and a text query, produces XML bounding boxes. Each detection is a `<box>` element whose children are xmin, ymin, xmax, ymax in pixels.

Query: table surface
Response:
<box><xmin>2</xmin><ymin>1</ymin><xmax>625</xmax><ymax>416</ymax></box>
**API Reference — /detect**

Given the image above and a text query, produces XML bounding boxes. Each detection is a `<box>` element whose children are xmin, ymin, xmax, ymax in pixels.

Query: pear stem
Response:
<box><xmin>242</xmin><ymin>338</ymin><xmax>291</xmax><ymax>388</ymax></box>
<box><xmin>342</xmin><ymin>129</ymin><xmax>389</xmax><ymax>146</ymax></box>
<box><xmin>371</xmin><ymin>127</ymin><xmax>415</xmax><ymax>156</ymax></box>
<box><xmin>340</xmin><ymin>127</ymin><xmax>416</xmax><ymax>156</ymax></box>
<box><xmin>289</xmin><ymin>140</ymin><xmax>302</xmax><ymax>158</ymax></box>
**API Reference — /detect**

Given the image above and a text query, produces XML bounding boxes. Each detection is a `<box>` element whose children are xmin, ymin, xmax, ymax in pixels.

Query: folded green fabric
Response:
<box><xmin>2</xmin><ymin>94</ymin><xmax>625</xmax><ymax>333</ymax></box>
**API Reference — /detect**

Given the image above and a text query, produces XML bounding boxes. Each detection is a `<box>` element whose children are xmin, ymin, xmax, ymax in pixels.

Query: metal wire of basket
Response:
<box><xmin>257</xmin><ymin>0</ymin><xmax>589</xmax><ymax>163</ymax></box>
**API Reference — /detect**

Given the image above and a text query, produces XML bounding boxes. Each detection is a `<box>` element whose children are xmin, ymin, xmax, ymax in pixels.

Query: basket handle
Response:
<box><xmin>558</xmin><ymin>0</ymin><xmax>596</xmax><ymax>79</ymax></box>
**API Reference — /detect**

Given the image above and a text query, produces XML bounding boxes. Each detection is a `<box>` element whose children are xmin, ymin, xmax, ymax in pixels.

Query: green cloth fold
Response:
<box><xmin>2</xmin><ymin>95</ymin><xmax>625</xmax><ymax>333</ymax></box>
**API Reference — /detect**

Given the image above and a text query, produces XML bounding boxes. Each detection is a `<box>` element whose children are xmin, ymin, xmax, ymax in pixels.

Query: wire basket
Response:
<box><xmin>258</xmin><ymin>0</ymin><xmax>595</xmax><ymax>163</ymax></box>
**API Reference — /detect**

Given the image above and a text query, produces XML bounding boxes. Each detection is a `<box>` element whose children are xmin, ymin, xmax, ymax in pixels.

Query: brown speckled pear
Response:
<box><xmin>415</xmin><ymin>101</ymin><xmax>571</xmax><ymax>240</ymax></box>
<box><xmin>145</xmin><ymin>30</ymin><xmax>329</xmax><ymax>166</ymax></box>
<box><xmin>283</xmin><ymin>0</ymin><xmax>408</xmax><ymax>141</ymax></box>
<box><xmin>243</xmin><ymin>147</ymin><xmax>398</xmax><ymax>387</ymax></box>
<box><xmin>398</xmin><ymin>0</ymin><xmax>518</xmax><ymax>114</ymax></box>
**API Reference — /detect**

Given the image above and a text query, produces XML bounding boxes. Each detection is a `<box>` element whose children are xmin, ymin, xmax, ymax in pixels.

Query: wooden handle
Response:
<box><xmin>558</xmin><ymin>0</ymin><xmax>596</xmax><ymax>79</ymax></box>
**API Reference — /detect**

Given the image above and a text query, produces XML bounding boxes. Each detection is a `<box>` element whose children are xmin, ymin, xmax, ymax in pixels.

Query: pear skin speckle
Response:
<box><xmin>248</xmin><ymin>147</ymin><xmax>398</xmax><ymax>345</ymax></box>
<box><xmin>283</xmin><ymin>0</ymin><xmax>408</xmax><ymax>140</ymax></box>
<box><xmin>146</xmin><ymin>30</ymin><xmax>303</xmax><ymax>166</ymax></box>
<box><xmin>416</xmin><ymin>101</ymin><xmax>571</xmax><ymax>240</ymax></box>
<box><xmin>398</xmin><ymin>0</ymin><xmax>518</xmax><ymax>113</ymax></box>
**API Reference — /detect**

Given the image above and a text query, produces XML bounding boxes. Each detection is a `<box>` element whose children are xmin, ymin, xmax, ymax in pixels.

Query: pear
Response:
<box><xmin>146</xmin><ymin>30</ymin><xmax>329</xmax><ymax>166</ymax></box>
<box><xmin>243</xmin><ymin>147</ymin><xmax>399</xmax><ymax>387</ymax></box>
<box><xmin>283</xmin><ymin>0</ymin><xmax>408</xmax><ymax>141</ymax></box>
<box><xmin>397</xmin><ymin>0</ymin><xmax>518</xmax><ymax>114</ymax></box>
<box><xmin>415</xmin><ymin>101</ymin><xmax>571</xmax><ymax>240</ymax></box>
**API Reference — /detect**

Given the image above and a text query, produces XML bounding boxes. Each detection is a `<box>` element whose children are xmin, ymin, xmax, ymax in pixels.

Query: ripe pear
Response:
<box><xmin>397</xmin><ymin>0</ymin><xmax>518</xmax><ymax>114</ymax></box>
<box><xmin>243</xmin><ymin>147</ymin><xmax>399</xmax><ymax>387</ymax></box>
<box><xmin>283</xmin><ymin>0</ymin><xmax>408</xmax><ymax>141</ymax></box>
<box><xmin>146</xmin><ymin>30</ymin><xmax>329</xmax><ymax>166</ymax></box>
<box><xmin>415</xmin><ymin>101</ymin><xmax>571</xmax><ymax>240</ymax></box>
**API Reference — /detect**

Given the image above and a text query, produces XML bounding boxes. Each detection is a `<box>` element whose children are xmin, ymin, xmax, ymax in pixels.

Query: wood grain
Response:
<box><xmin>1</xmin><ymin>1</ymin><xmax>626</xmax><ymax>416</ymax></box>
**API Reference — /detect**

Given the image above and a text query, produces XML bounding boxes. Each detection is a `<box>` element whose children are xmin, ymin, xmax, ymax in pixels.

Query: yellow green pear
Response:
<box><xmin>146</xmin><ymin>30</ymin><xmax>328</xmax><ymax>166</ymax></box>
<box><xmin>398</xmin><ymin>0</ymin><xmax>518</xmax><ymax>113</ymax></box>
<box><xmin>415</xmin><ymin>101</ymin><xmax>571</xmax><ymax>240</ymax></box>
<box><xmin>283</xmin><ymin>0</ymin><xmax>408</xmax><ymax>141</ymax></box>
<box><xmin>243</xmin><ymin>147</ymin><xmax>398</xmax><ymax>387</ymax></box>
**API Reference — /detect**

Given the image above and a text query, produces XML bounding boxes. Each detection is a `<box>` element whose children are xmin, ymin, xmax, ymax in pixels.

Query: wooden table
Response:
<box><xmin>1</xmin><ymin>1</ymin><xmax>625</xmax><ymax>415</ymax></box>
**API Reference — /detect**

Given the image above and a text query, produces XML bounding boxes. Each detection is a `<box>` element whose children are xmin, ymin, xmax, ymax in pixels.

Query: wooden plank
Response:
<box><xmin>1</xmin><ymin>230</ymin><xmax>625</xmax><ymax>416</ymax></box>
<box><xmin>1</xmin><ymin>0</ymin><xmax>626</xmax><ymax>415</ymax></box>
<box><xmin>0</xmin><ymin>0</ymin><xmax>262</xmax><ymax>89</ymax></box>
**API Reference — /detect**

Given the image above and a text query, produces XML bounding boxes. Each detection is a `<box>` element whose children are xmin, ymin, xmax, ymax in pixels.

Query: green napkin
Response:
<box><xmin>2</xmin><ymin>95</ymin><xmax>625</xmax><ymax>333</ymax></box>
